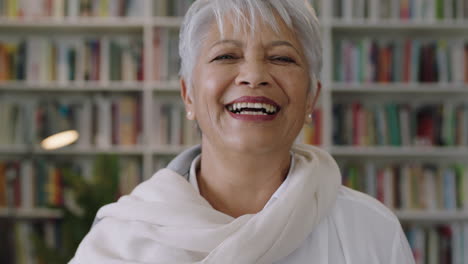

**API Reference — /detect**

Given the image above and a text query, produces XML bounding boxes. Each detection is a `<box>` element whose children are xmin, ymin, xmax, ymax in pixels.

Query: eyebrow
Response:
<box><xmin>267</xmin><ymin>40</ymin><xmax>301</xmax><ymax>55</ymax></box>
<box><xmin>210</xmin><ymin>39</ymin><xmax>300</xmax><ymax>54</ymax></box>
<box><xmin>210</xmin><ymin>39</ymin><xmax>243</xmax><ymax>49</ymax></box>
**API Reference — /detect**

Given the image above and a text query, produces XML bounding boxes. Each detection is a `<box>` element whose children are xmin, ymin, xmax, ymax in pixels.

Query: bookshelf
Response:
<box><xmin>326</xmin><ymin>0</ymin><xmax>468</xmax><ymax>262</ymax></box>
<box><xmin>0</xmin><ymin>208</ymin><xmax>63</xmax><ymax>219</ymax></box>
<box><xmin>0</xmin><ymin>0</ymin><xmax>467</xmax><ymax>262</ymax></box>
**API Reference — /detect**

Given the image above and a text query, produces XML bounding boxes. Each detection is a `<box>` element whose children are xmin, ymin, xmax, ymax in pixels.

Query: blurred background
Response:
<box><xmin>0</xmin><ymin>0</ymin><xmax>467</xmax><ymax>263</ymax></box>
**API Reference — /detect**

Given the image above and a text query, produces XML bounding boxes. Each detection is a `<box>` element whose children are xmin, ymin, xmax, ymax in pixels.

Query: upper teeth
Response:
<box><xmin>227</xmin><ymin>102</ymin><xmax>278</xmax><ymax>114</ymax></box>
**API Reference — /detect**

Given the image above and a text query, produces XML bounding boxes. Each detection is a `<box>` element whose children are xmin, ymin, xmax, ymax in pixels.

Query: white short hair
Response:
<box><xmin>179</xmin><ymin>0</ymin><xmax>322</xmax><ymax>94</ymax></box>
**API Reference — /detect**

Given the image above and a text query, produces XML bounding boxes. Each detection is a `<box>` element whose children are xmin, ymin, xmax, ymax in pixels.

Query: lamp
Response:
<box><xmin>38</xmin><ymin>101</ymin><xmax>80</xmax><ymax>150</ymax></box>
<box><xmin>40</xmin><ymin>130</ymin><xmax>79</xmax><ymax>150</ymax></box>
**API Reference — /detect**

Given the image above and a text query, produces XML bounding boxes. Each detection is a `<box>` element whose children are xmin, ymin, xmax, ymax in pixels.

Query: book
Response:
<box><xmin>0</xmin><ymin>36</ymin><xmax>142</xmax><ymax>84</ymax></box>
<box><xmin>334</xmin><ymin>37</ymin><xmax>468</xmax><ymax>84</ymax></box>
<box><xmin>0</xmin><ymin>219</ymin><xmax>60</xmax><ymax>263</ymax></box>
<box><xmin>0</xmin><ymin>0</ymin><xmax>144</xmax><ymax>18</ymax></box>
<box><xmin>0</xmin><ymin>95</ymin><xmax>141</xmax><ymax>148</ymax></box>
<box><xmin>153</xmin><ymin>96</ymin><xmax>201</xmax><ymax>146</ymax></box>
<box><xmin>338</xmin><ymin>161</ymin><xmax>468</xmax><ymax>211</ymax></box>
<box><xmin>152</xmin><ymin>28</ymin><xmax>180</xmax><ymax>82</ymax></box>
<box><xmin>335</xmin><ymin>0</ymin><xmax>462</xmax><ymax>20</ymax></box>
<box><xmin>333</xmin><ymin>101</ymin><xmax>468</xmax><ymax>147</ymax></box>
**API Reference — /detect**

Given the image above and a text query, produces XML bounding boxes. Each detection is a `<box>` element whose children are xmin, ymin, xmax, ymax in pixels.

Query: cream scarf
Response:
<box><xmin>71</xmin><ymin>144</ymin><xmax>341</xmax><ymax>264</ymax></box>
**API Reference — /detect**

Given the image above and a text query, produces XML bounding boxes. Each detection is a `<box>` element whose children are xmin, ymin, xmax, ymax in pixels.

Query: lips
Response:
<box><xmin>225</xmin><ymin>96</ymin><xmax>280</xmax><ymax>121</ymax></box>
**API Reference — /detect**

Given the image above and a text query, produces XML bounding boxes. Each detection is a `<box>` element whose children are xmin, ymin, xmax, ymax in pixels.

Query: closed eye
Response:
<box><xmin>270</xmin><ymin>56</ymin><xmax>296</xmax><ymax>64</ymax></box>
<box><xmin>211</xmin><ymin>54</ymin><xmax>239</xmax><ymax>62</ymax></box>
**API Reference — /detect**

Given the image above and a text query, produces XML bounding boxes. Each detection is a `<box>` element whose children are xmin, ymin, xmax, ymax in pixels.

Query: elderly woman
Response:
<box><xmin>71</xmin><ymin>0</ymin><xmax>414</xmax><ymax>263</ymax></box>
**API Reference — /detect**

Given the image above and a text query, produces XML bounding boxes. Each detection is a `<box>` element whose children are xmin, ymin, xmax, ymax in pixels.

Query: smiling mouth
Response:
<box><xmin>226</xmin><ymin>102</ymin><xmax>280</xmax><ymax>115</ymax></box>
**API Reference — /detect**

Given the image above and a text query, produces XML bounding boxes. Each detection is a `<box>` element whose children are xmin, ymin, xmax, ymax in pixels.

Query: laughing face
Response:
<box><xmin>181</xmin><ymin>13</ymin><xmax>317</xmax><ymax>154</ymax></box>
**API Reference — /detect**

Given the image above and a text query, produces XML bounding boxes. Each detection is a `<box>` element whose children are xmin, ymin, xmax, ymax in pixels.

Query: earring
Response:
<box><xmin>308</xmin><ymin>113</ymin><xmax>313</xmax><ymax>119</ymax></box>
<box><xmin>186</xmin><ymin>111</ymin><xmax>193</xmax><ymax>119</ymax></box>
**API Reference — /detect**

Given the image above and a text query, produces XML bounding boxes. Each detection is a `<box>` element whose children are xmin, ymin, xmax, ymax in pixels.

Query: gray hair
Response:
<box><xmin>179</xmin><ymin>0</ymin><xmax>322</xmax><ymax>95</ymax></box>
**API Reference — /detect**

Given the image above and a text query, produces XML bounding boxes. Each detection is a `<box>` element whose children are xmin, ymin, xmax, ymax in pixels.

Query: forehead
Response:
<box><xmin>205</xmin><ymin>11</ymin><xmax>300</xmax><ymax>46</ymax></box>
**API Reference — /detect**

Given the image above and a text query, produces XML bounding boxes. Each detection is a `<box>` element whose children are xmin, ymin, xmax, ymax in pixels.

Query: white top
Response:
<box><xmin>71</xmin><ymin>144</ymin><xmax>414</xmax><ymax>264</ymax></box>
<box><xmin>189</xmin><ymin>155</ymin><xmax>415</xmax><ymax>264</ymax></box>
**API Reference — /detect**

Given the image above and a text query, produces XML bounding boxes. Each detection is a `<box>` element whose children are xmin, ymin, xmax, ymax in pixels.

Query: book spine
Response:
<box><xmin>20</xmin><ymin>160</ymin><xmax>33</xmax><ymax>209</ymax></box>
<box><xmin>343</xmin><ymin>0</ymin><xmax>353</xmax><ymax>21</ymax></box>
<box><xmin>100</xmin><ymin>36</ymin><xmax>109</xmax><ymax>85</ymax></box>
<box><xmin>76</xmin><ymin>99</ymin><xmax>92</xmax><ymax>147</ymax></box>
<box><xmin>67</xmin><ymin>0</ymin><xmax>78</xmax><ymax>18</ymax></box>
<box><xmin>53</xmin><ymin>0</ymin><xmax>64</xmax><ymax>19</ymax></box>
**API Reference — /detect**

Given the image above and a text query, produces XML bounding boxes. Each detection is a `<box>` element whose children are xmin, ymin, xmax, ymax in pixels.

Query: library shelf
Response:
<box><xmin>151</xmin><ymin>81</ymin><xmax>180</xmax><ymax>92</ymax></box>
<box><xmin>331</xmin><ymin>19</ymin><xmax>468</xmax><ymax>31</ymax></box>
<box><xmin>395</xmin><ymin>210</ymin><xmax>468</xmax><ymax>222</ymax></box>
<box><xmin>0</xmin><ymin>146</ymin><xmax>146</xmax><ymax>156</ymax></box>
<box><xmin>0</xmin><ymin>17</ymin><xmax>146</xmax><ymax>30</ymax></box>
<box><xmin>0</xmin><ymin>145</ymin><xmax>29</xmax><ymax>155</ymax></box>
<box><xmin>36</xmin><ymin>146</ymin><xmax>146</xmax><ymax>155</ymax></box>
<box><xmin>152</xmin><ymin>145</ymin><xmax>194</xmax><ymax>156</ymax></box>
<box><xmin>330</xmin><ymin>83</ymin><xmax>468</xmax><ymax>94</ymax></box>
<box><xmin>330</xmin><ymin>146</ymin><xmax>468</xmax><ymax>157</ymax></box>
<box><xmin>0</xmin><ymin>81</ymin><xmax>144</xmax><ymax>92</ymax></box>
<box><xmin>0</xmin><ymin>208</ymin><xmax>63</xmax><ymax>219</ymax></box>
<box><xmin>152</xmin><ymin>16</ymin><xmax>184</xmax><ymax>28</ymax></box>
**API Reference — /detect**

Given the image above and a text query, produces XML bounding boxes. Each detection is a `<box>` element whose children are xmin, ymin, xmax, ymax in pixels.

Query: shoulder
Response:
<box><xmin>333</xmin><ymin>186</ymin><xmax>400</xmax><ymax>226</ymax></box>
<box><xmin>286</xmin><ymin>186</ymin><xmax>414</xmax><ymax>264</ymax></box>
<box><xmin>330</xmin><ymin>186</ymin><xmax>403</xmax><ymax>239</ymax></box>
<box><xmin>323</xmin><ymin>186</ymin><xmax>414</xmax><ymax>263</ymax></box>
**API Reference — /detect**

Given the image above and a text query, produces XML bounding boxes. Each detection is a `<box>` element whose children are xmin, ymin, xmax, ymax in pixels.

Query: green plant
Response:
<box><xmin>33</xmin><ymin>154</ymin><xmax>120</xmax><ymax>263</ymax></box>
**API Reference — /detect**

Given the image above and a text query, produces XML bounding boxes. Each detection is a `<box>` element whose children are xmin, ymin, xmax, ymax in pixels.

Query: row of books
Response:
<box><xmin>405</xmin><ymin>224</ymin><xmax>468</xmax><ymax>264</ymax></box>
<box><xmin>0</xmin><ymin>0</ymin><xmax>143</xmax><ymax>18</ymax></box>
<box><xmin>0</xmin><ymin>36</ymin><xmax>143</xmax><ymax>83</ymax></box>
<box><xmin>0</xmin><ymin>157</ymin><xmax>141</xmax><ymax>210</ymax></box>
<box><xmin>0</xmin><ymin>159</ymin><xmax>63</xmax><ymax>208</ymax></box>
<box><xmin>0</xmin><ymin>220</ymin><xmax>60</xmax><ymax>264</ymax></box>
<box><xmin>334</xmin><ymin>0</ymin><xmax>468</xmax><ymax>20</ymax></box>
<box><xmin>333</xmin><ymin>102</ymin><xmax>468</xmax><ymax>147</ymax></box>
<box><xmin>296</xmin><ymin>109</ymin><xmax>322</xmax><ymax>146</ymax></box>
<box><xmin>152</xmin><ymin>97</ymin><xmax>200</xmax><ymax>146</ymax></box>
<box><xmin>153</xmin><ymin>28</ymin><xmax>180</xmax><ymax>82</ymax></box>
<box><xmin>340</xmin><ymin>161</ymin><xmax>468</xmax><ymax>211</ymax></box>
<box><xmin>0</xmin><ymin>95</ymin><xmax>142</xmax><ymax>147</ymax></box>
<box><xmin>334</xmin><ymin>38</ymin><xmax>468</xmax><ymax>84</ymax></box>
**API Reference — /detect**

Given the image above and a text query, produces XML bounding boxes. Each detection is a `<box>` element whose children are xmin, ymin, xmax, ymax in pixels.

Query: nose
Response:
<box><xmin>235</xmin><ymin>58</ymin><xmax>271</xmax><ymax>88</ymax></box>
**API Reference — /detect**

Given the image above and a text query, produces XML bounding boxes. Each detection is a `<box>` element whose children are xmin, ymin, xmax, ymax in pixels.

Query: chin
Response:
<box><xmin>225</xmin><ymin>135</ymin><xmax>292</xmax><ymax>154</ymax></box>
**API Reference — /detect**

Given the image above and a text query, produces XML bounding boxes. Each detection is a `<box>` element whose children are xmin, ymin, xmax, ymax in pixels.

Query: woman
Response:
<box><xmin>71</xmin><ymin>0</ymin><xmax>415</xmax><ymax>263</ymax></box>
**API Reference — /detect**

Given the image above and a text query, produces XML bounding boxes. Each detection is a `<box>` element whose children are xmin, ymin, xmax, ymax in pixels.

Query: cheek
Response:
<box><xmin>197</xmin><ymin>66</ymin><xmax>236</xmax><ymax>99</ymax></box>
<box><xmin>272</xmin><ymin>68</ymin><xmax>309</xmax><ymax>104</ymax></box>
<box><xmin>192</xmin><ymin>67</ymin><xmax>236</xmax><ymax>119</ymax></box>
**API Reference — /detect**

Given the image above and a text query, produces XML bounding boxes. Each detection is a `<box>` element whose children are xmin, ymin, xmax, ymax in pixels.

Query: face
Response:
<box><xmin>181</xmin><ymin>13</ymin><xmax>320</xmax><ymax>155</ymax></box>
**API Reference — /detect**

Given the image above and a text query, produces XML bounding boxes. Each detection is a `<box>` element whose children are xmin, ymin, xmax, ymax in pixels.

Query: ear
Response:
<box><xmin>180</xmin><ymin>78</ymin><xmax>196</xmax><ymax>120</ymax></box>
<box><xmin>306</xmin><ymin>80</ymin><xmax>322</xmax><ymax>115</ymax></box>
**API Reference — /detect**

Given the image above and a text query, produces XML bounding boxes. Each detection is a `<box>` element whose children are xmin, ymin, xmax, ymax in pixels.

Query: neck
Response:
<box><xmin>198</xmin><ymin>141</ymin><xmax>292</xmax><ymax>218</ymax></box>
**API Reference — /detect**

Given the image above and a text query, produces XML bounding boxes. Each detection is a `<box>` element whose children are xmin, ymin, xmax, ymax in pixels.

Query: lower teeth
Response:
<box><xmin>230</xmin><ymin>110</ymin><xmax>269</xmax><ymax>115</ymax></box>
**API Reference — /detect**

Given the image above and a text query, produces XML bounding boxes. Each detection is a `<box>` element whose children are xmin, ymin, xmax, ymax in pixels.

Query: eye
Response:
<box><xmin>270</xmin><ymin>56</ymin><xmax>296</xmax><ymax>64</ymax></box>
<box><xmin>211</xmin><ymin>54</ymin><xmax>239</xmax><ymax>62</ymax></box>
